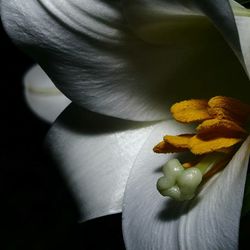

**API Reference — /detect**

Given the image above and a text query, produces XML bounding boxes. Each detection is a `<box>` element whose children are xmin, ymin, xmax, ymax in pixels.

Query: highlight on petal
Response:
<box><xmin>123</xmin><ymin>119</ymin><xmax>250</xmax><ymax>250</ymax></box>
<box><xmin>2</xmin><ymin>0</ymin><xmax>250</xmax><ymax>121</ymax></box>
<box><xmin>45</xmin><ymin>103</ymin><xmax>154</xmax><ymax>222</ymax></box>
<box><xmin>23</xmin><ymin>64</ymin><xmax>71</xmax><ymax>123</ymax></box>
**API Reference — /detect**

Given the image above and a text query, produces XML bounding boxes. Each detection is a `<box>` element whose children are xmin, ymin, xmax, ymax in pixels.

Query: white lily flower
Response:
<box><xmin>2</xmin><ymin>0</ymin><xmax>250</xmax><ymax>249</ymax></box>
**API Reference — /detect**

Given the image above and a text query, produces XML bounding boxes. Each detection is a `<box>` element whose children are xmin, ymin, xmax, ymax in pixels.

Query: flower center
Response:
<box><xmin>154</xmin><ymin>96</ymin><xmax>250</xmax><ymax>201</ymax></box>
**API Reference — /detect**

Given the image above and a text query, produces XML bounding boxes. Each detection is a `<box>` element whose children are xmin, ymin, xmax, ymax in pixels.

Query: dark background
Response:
<box><xmin>1</xmin><ymin>17</ymin><xmax>249</xmax><ymax>250</ymax></box>
<box><xmin>0</xmin><ymin>22</ymin><xmax>125</xmax><ymax>250</ymax></box>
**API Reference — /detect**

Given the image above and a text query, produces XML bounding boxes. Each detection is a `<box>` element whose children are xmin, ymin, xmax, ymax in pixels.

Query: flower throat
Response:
<box><xmin>154</xmin><ymin>96</ymin><xmax>250</xmax><ymax>201</ymax></box>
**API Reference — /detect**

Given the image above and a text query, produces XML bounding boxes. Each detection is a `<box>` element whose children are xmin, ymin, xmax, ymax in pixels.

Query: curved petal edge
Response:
<box><xmin>45</xmin><ymin>103</ymin><xmax>155</xmax><ymax>222</ymax></box>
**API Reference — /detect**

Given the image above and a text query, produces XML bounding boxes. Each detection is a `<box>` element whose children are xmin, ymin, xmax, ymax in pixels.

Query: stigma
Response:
<box><xmin>154</xmin><ymin>96</ymin><xmax>250</xmax><ymax>201</ymax></box>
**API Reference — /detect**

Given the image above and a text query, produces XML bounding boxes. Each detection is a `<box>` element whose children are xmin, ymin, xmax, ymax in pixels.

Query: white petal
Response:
<box><xmin>45</xmin><ymin>103</ymin><xmax>154</xmax><ymax>222</ymax></box>
<box><xmin>123</xmin><ymin>121</ymin><xmax>250</xmax><ymax>250</ymax></box>
<box><xmin>193</xmin><ymin>0</ymin><xmax>241</xmax><ymax>57</ymax></box>
<box><xmin>233</xmin><ymin>12</ymin><xmax>250</xmax><ymax>78</ymax></box>
<box><xmin>122</xmin><ymin>0</ymin><xmax>250</xmax><ymax>105</ymax></box>
<box><xmin>3</xmin><ymin>0</ymin><xmax>250</xmax><ymax>121</ymax></box>
<box><xmin>124</xmin><ymin>0</ymin><xmax>242</xmax><ymax>63</ymax></box>
<box><xmin>190</xmin><ymin>1</ymin><xmax>250</xmax><ymax>80</ymax></box>
<box><xmin>23</xmin><ymin>64</ymin><xmax>71</xmax><ymax>123</ymax></box>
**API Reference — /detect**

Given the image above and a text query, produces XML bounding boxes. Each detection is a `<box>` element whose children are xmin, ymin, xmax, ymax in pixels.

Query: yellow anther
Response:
<box><xmin>196</xmin><ymin>118</ymin><xmax>246</xmax><ymax>139</ymax></box>
<box><xmin>163</xmin><ymin>134</ymin><xmax>193</xmax><ymax>149</ymax></box>
<box><xmin>170</xmin><ymin>99</ymin><xmax>211</xmax><ymax>123</ymax></box>
<box><xmin>189</xmin><ymin>135</ymin><xmax>242</xmax><ymax>155</ymax></box>
<box><xmin>153</xmin><ymin>140</ymin><xmax>188</xmax><ymax>153</ymax></box>
<box><xmin>208</xmin><ymin>96</ymin><xmax>250</xmax><ymax>124</ymax></box>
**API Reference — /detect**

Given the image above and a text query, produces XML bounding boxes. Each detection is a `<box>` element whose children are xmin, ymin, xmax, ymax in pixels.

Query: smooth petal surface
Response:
<box><xmin>190</xmin><ymin>1</ymin><xmax>250</xmax><ymax>79</ymax></box>
<box><xmin>192</xmin><ymin>0</ymin><xmax>241</xmax><ymax>55</ymax></box>
<box><xmin>233</xmin><ymin>11</ymin><xmax>250</xmax><ymax>77</ymax></box>
<box><xmin>124</xmin><ymin>0</ymin><xmax>241</xmax><ymax>62</ymax></box>
<box><xmin>2</xmin><ymin>0</ymin><xmax>250</xmax><ymax>121</ymax></box>
<box><xmin>23</xmin><ymin>64</ymin><xmax>71</xmax><ymax>123</ymax></box>
<box><xmin>45</xmin><ymin>103</ymin><xmax>154</xmax><ymax>222</ymax></box>
<box><xmin>123</xmin><ymin>121</ymin><xmax>250</xmax><ymax>250</ymax></box>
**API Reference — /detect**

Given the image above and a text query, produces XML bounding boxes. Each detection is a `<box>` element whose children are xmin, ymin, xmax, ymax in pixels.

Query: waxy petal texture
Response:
<box><xmin>46</xmin><ymin>104</ymin><xmax>154</xmax><ymax>222</ymax></box>
<box><xmin>23</xmin><ymin>65</ymin><xmax>71</xmax><ymax>123</ymax></box>
<box><xmin>233</xmin><ymin>14</ymin><xmax>250</xmax><ymax>77</ymax></box>
<box><xmin>2</xmin><ymin>0</ymin><xmax>250</xmax><ymax>121</ymax></box>
<box><xmin>123</xmin><ymin>120</ymin><xmax>250</xmax><ymax>250</ymax></box>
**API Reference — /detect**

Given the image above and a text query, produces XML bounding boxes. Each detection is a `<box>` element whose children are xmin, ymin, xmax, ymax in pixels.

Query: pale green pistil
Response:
<box><xmin>157</xmin><ymin>154</ymin><xmax>224</xmax><ymax>201</ymax></box>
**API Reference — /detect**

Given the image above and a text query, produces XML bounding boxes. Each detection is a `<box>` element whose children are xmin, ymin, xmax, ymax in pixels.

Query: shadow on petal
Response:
<box><xmin>46</xmin><ymin>104</ymin><xmax>157</xmax><ymax>222</ymax></box>
<box><xmin>157</xmin><ymin>197</ymin><xmax>201</xmax><ymax>222</ymax></box>
<box><xmin>56</xmin><ymin>103</ymin><xmax>157</xmax><ymax>135</ymax></box>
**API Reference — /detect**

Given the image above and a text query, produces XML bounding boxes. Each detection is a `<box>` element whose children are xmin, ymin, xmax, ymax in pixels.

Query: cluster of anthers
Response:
<box><xmin>153</xmin><ymin>96</ymin><xmax>250</xmax><ymax>201</ymax></box>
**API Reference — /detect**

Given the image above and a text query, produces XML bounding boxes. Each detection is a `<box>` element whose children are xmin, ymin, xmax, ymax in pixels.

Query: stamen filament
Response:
<box><xmin>194</xmin><ymin>153</ymin><xmax>225</xmax><ymax>175</ymax></box>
